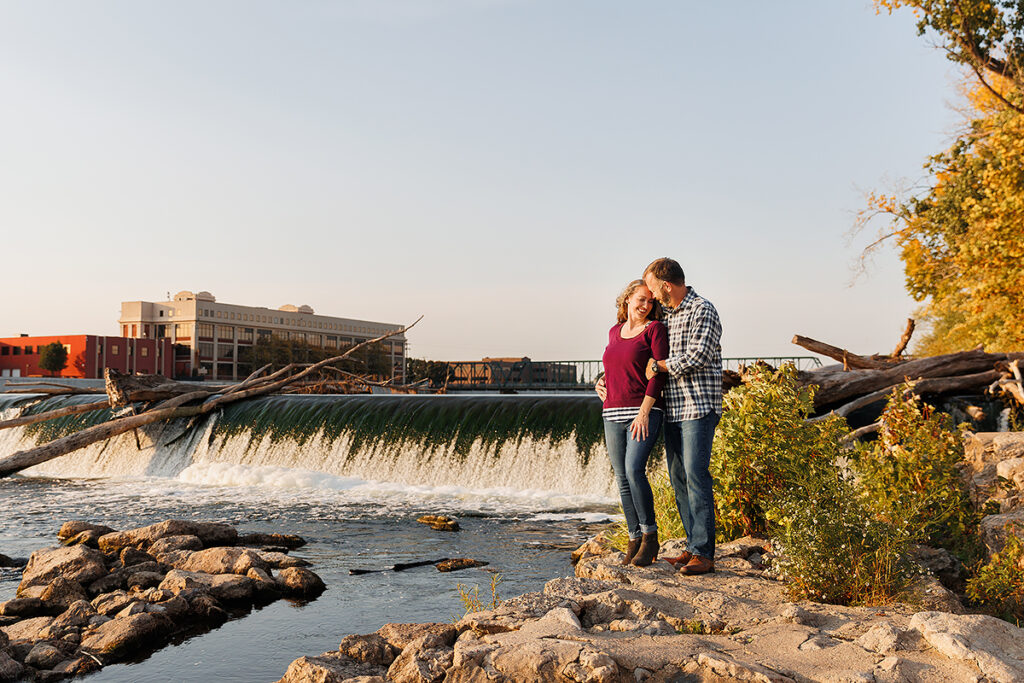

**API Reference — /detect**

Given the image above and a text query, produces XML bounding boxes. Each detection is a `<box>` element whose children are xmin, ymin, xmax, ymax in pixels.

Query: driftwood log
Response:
<box><xmin>0</xmin><ymin>318</ymin><xmax>420</xmax><ymax>477</ymax></box>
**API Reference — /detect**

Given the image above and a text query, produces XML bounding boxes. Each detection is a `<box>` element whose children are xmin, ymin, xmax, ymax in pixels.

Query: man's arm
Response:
<box><xmin>647</xmin><ymin>304</ymin><xmax>721</xmax><ymax>378</ymax></box>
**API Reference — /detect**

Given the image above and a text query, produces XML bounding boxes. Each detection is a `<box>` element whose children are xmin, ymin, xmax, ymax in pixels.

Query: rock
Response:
<box><xmin>53</xmin><ymin>656</ymin><xmax>101</xmax><ymax>676</ymax></box>
<box><xmin>910</xmin><ymin>611</ymin><xmax>1024</xmax><ymax>682</ymax></box>
<box><xmin>246</xmin><ymin>567</ymin><xmax>279</xmax><ymax>594</ymax></box>
<box><xmin>158</xmin><ymin>569</ymin><xmax>256</xmax><ymax>602</ymax></box>
<box><xmin>900</xmin><ymin>573</ymin><xmax>964</xmax><ymax>614</ymax></box>
<box><xmin>276</xmin><ymin>567</ymin><xmax>326</xmax><ymax>598</ymax></box>
<box><xmin>716</xmin><ymin>536</ymin><xmax>770</xmax><ymax>559</ymax></box>
<box><xmin>80</xmin><ymin>611</ymin><xmax>173</xmax><ymax>661</ymax></box>
<box><xmin>997</xmin><ymin>456</ymin><xmax>1024</xmax><ymax>489</ymax></box>
<box><xmin>179</xmin><ymin>547</ymin><xmax>269</xmax><ymax>575</ymax></box>
<box><xmin>148</xmin><ymin>535</ymin><xmax>203</xmax><ymax>558</ymax></box>
<box><xmin>98</xmin><ymin>520</ymin><xmax>237</xmax><ymax>553</ymax></box>
<box><xmin>92</xmin><ymin>590</ymin><xmax>137</xmax><ymax>617</ymax></box>
<box><xmin>570</xmin><ymin>534</ymin><xmax>611</xmax><ymax>565</ymax></box>
<box><xmin>24</xmin><ymin>642</ymin><xmax>63</xmax><ymax>669</ymax></box>
<box><xmin>377</xmin><ymin>623</ymin><xmax>457</xmax><ymax>651</ymax></box>
<box><xmin>980</xmin><ymin>510</ymin><xmax>1024</xmax><ymax>555</ymax></box>
<box><xmin>63</xmin><ymin>529</ymin><xmax>106</xmax><ymax>548</ymax></box>
<box><xmin>564</xmin><ymin>648</ymin><xmax>618</xmax><ymax>683</ymax></box>
<box><xmin>274</xmin><ymin>652</ymin><xmax>385</xmax><ymax>683</ymax></box>
<box><xmin>40</xmin><ymin>576</ymin><xmax>89</xmax><ymax>611</ymax></box>
<box><xmin>151</xmin><ymin>595</ymin><xmax>190</xmax><ymax>620</ymax></box>
<box><xmin>58</xmin><ymin>521</ymin><xmax>115</xmax><ymax>541</ymax></box>
<box><xmin>88</xmin><ymin>568</ymin><xmax>129</xmax><ymax>596</ymax></box>
<box><xmin>120</xmin><ymin>546</ymin><xmax>158</xmax><ymax>567</ymax></box>
<box><xmin>964</xmin><ymin>432</ymin><xmax>1024</xmax><ymax>509</ymax></box>
<box><xmin>857</xmin><ymin>621</ymin><xmax>903</xmax><ymax>654</ymax></box>
<box><xmin>386</xmin><ymin>633</ymin><xmax>454</xmax><ymax>683</ymax></box>
<box><xmin>0</xmin><ymin>652</ymin><xmax>24</xmax><ymax>682</ymax></box>
<box><xmin>128</xmin><ymin>571</ymin><xmax>166</xmax><ymax>591</ymax></box>
<box><xmin>258</xmin><ymin>551</ymin><xmax>311</xmax><ymax>569</ymax></box>
<box><xmin>187</xmin><ymin>594</ymin><xmax>228</xmax><ymax>622</ymax></box>
<box><xmin>435</xmin><ymin>559</ymin><xmax>488</xmax><ymax>572</ymax></box>
<box><xmin>0</xmin><ymin>615</ymin><xmax>54</xmax><ymax>642</ymax></box>
<box><xmin>698</xmin><ymin>652</ymin><xmax>793</xmax><ymax>683</ymax></box>
<box><xmin>17</xmin><ymin>545</ymin><xmax>109</xmax><ymax>594</ymax></box>
<box><xmin>0</xmin><ymin>597</ymin><xmax>47</xmax><ymax>618</ymax></box>
<box><xmin>0</xmin><ymin>554</ymin><xmax>18</xmax><ymax>568</ymax></box>
<box><xmin>237</xmin><ymin>532</ymin><xmax>306</xmax><ymax>549</ymax></box>
<box><xmin>38</xmin><ymin>600</ymin><xmax>96</xmax><ymax>639</ymax></box>
<box><xmin>910</xmin><ymin>545</ymin><xmax>964</xmax><ymax>589</ymax></box>
<box><xmin>416</xmin><ymin>515</ymin><xmax>460</xmax><ymax>532</ymax></box>
<box><xmin>339</xmin><ymin>633</ymin><xmax>398</xmax><ymax>666</ymax></box>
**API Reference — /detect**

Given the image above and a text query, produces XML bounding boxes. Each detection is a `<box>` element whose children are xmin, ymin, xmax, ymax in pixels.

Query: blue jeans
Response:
<box><xmin>604</xmin><ymin>411</ymin><xmax>662</xmax><ymax>539</ymax></box>
<box><xmin>664</xmin><ymin>411</ymin><xmax>720</xmax><ymax>558</ymax></box>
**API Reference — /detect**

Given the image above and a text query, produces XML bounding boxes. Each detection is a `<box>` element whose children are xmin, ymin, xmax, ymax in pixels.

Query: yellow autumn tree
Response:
<box><xmin>861</xmin><ymin>1</ymin><xmax>1024</xmax><ymax>354</ymax></box>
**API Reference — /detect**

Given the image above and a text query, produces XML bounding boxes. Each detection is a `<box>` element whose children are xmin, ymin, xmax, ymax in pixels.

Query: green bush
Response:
<box><xmin>965</xmin><ymin>527</ymin><xmax>1024</xmax><ymax>624</ymax></box>
<box><xmin>852</xmin><ymin>387</ymin><xmax>980</xmax><ymax>560</ymax></box>
<box><xmin>711</xmin><ymin>364</ymin><xmax>849</xmax><ymax>539</ymax></box>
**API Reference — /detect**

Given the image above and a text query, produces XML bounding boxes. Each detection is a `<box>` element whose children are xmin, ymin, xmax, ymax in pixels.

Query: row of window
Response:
<box><xmin>0</xmin><ymin>344</ymin><xmax>73</xmax><ymax>357</ymax></box>
<box><xmin>194</xmin><ymin>308</ymin><xmax>386</xmax><ymax>335</ymax></box>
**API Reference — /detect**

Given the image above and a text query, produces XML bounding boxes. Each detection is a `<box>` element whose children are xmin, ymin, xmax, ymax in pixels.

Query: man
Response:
<box><xmin>597</xmin><ymin>257</ymin><xmax>723</xmax><ymax>575</ymax></box>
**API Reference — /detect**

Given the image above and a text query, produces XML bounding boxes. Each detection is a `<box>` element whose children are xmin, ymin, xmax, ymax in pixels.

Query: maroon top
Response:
<box><xmin>601</xmin><ymin>321</ymin><xmax>669</xmax><ymax>410</ymax></box>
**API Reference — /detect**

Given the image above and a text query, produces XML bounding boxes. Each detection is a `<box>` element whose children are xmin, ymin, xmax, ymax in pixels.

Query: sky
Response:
<box><xmin>0</xmin><ymin>1</ymin><xmax>963</xmax><ymax>361</ymax></box>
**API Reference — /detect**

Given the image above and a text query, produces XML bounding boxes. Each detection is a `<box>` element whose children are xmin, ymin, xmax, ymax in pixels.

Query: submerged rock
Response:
<box><xmin>435</xmin><ymin>559</ymin><xmax>488</xmax><ymax>573</ymax></box>
<box><xmin>416</xmin><ymin>515</ymin><xmax>460</xmax><ymax>532</ymax></box>
<box><xmin>276</xmin><ymin>567</ymin><xmax>326</xmax><ymax>598</ymax></box>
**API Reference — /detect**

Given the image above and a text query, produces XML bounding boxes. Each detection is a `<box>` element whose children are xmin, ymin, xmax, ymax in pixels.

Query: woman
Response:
<box><xmin>601</xmin><ymin>280</ymin><xmax>668</xmax><ymax>566</ymax></box>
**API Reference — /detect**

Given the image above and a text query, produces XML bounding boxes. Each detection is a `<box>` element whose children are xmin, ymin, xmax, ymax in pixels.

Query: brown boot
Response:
<box><xmin>663</xmin><ymin>551</ymin><xmax>693</xmax><ymax>568</ymax></box>
<box><xmin>621</xmin><ymin>537</ymin><xmax>641</xmax><ymax>565</ymax></box>
<box><xmin>631</xmin><ymin>530</ymin><xmax>659</xmax><ymax>567</ymax></box>
<box><xmin>677</xmin><ymin>554</ymin><xmax>715</xmax><ymax>575</ymax></box>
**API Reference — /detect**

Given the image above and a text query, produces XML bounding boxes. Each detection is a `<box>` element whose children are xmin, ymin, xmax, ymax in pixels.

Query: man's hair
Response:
<box><xmin>643</xmin><ymin>258</ymin><xmax>685</xmax><ymax>286</ymax></box>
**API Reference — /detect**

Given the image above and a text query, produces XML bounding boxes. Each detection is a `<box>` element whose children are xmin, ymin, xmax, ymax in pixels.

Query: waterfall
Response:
<box><xmin>0</xmin><ymin>393</ymin><xmax>616</xmax><ymax>497</ymax></box>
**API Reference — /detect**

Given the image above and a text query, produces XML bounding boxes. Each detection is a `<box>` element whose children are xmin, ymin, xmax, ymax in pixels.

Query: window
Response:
<box><xmin>12</xmin><ymin>347</ymin><xmax>20</xmax><ymax>356</ymax></box>
<box><xmin>1</xmin><ymin>347</ymin><xmax>8</xmax><ymax>355</ymax></box>
<box><xmin>131</xmin><ymin>324</ymin><xmax>137</xmax><ymax>337</ymax></box>
<box><xmin>217</xmin><ymin>311</ymin><xmax>222</xmax><ymax>319</ymax></box>
<box><xmin>141</xmin><ymin>347</ymin><xmax>149</xmax><ymax>357</ymax></box>
<box><xmin>175</xmin><ymin>323</ymin><xmax>192</xmax><ymax>337</ymax></box>
<box><xmin>159</xmin><ymin>310</ymin><xmax>164</xmax><ymax>317</ymax></box>
<box><xmin>230</xmin><ymin>312</ymin><xmax>235</xmax><ymax>320</ymax></box>
<box><xmin>24</xmin><ymin>346</ymin><xmax>33</xmax><ymax>354</ymax></box>
<box><xmin>111</xmin><ymin>345</ymin><xmax>119</xmax><ymax>355</ymax></box>
<box><xmin>197</xmin><ymin>323</ymin><xmax>214</xmax><ymax>338</ymax></box>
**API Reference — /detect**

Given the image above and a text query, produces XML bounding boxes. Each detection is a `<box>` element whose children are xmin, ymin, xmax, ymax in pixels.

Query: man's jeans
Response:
<box><xmin>603</xmin><ymin>411</ymin><xmax>663</xmax><ymax>539</ymax></box>
<box><xmin>664</xmin><ymin>411</ymin><xmax>720</xmax><ymax>559</ymax></box>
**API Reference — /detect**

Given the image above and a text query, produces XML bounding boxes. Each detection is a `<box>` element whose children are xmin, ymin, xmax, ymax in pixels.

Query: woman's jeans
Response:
<box><xmin>604</xmin><ymin>411</ymin><xmax>663</xmax><ymax>539</ymax></box>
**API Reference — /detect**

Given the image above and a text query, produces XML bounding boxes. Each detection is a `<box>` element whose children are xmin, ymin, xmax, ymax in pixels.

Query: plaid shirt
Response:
<box><xmin>662</xmin><ymin>287</ymin><xmax>723</xmax><ymax>421</ymax></box>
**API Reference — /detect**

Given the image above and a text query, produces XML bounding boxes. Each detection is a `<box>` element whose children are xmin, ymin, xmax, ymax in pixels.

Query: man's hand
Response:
<box><xmin>595</xmin><ymin>376</ymin><xmax>607</xmax><ymax>401</ymax></box>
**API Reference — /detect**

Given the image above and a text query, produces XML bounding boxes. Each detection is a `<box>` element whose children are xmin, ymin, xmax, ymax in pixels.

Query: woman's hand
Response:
<box><xmin>630</xmin><ymin>410</ymin><xmax>650</xmax><ymax>441</ymax></box>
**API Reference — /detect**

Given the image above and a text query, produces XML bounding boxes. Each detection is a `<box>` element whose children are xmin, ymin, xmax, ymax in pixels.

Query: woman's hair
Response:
<box><xmin>616</xmin><ymin>280</ymin><xmax>662</xmax><ymax>324</ymax></box>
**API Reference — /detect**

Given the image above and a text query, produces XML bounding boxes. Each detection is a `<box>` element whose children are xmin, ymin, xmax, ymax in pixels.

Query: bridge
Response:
<box><xmin>441</xmin><ymin>356</ymin><xmax>822</xmax><ymax>392</ymax></box>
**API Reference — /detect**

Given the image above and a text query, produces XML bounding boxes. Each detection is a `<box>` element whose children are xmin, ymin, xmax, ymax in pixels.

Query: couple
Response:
<box><xmin>597</xmin><ymin>257</ymin><xmax>723</xmax><ymax>575</ymax></box>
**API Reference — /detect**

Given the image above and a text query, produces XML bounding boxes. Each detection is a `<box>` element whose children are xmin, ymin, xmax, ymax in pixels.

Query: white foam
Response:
<box><xmin>178</xmin><ymin>462</ymin><xmax>366</xmax><ymax>491</ymax></box>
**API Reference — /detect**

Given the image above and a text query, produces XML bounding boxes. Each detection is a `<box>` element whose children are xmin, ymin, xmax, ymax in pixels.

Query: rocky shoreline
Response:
<box><xmin>0</xmin><ymin>519</ymin><xmax>324</xmax><ymax>681</ymax></box>
<box><xmin>274</xmin><ymin>534</ymin><xmax>1024</xmax><ymax>682</ymax></box>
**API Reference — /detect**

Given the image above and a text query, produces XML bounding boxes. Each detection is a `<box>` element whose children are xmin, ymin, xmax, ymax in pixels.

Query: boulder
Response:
<box><xmin>178</xmin><ymin>547</ymin><xmax>268</xmax><ymax>575</ymax></box>
<box><xmin>980</xmin><ymin>511</ymin><xmax>1024</xmax><ymax>555</ymax></box>
<box><xmin>246</xmin><ymin>567</ymin><xmax>280</xmax><ymax>594</ymax></box>
<box><xmin>377</xmin><ymin>623</ymin><xmax>457</xmax><ymax>651</ymax></box>
<box><xmin>187</xmin><ymin>594</ymin><xmax>228</xmax><ymax>622</ymax></box>
<box><xmin>258</xmin><ymin>551</ymin><xmax>311</xmax><ymax>569</ymax></box>
<box><xmin>386</xmin><ymin>633</ymin><xmax>454</xmax><ymax>683</ymax></box>
<box><xmin>237</xmin><ymin>532</ymin><xmax>306</xmax><ymax>549</ymax></box>
<box><xmin>276</xmin><ymin>567</ymin><xmax>326</xmax><ymax>598</ymax></box>
<box><xmin>63</xmin><ymin>529</ymin><xmax>106</xmax><ymax>548</ymax></box>
<box><xmin>274</xmin><ymin>652</ymin><xmax>385</xmax><ymax>683</ymax></box>
<box><xmin>91</xmin><ymin>591</ymin><xmax>137</xmax><ymax>617</ymax></box>
<box><xmin>40</xmin><ymin>577</ymin><xmax>89</xmax><ymax>611</ymax></box>
<box><xmin>17</xmin><ymin>545</ymin><xmax>108</xmax><ymax>594</ymax></box>
<box><xmin>57</xmin><ymin>521</ymin><xmax>115</xmax><ymax>541</ymax></box>
<box><xmin>435</xmin><ymin>559</ymin><xmax>487</xmax><ymax>572</ymax></box>
<box><xmin>416</xmin><ymin>515</ymin><xmax>460</xmax><ymax>532</ymax></box>
<box><xmin>964</xmin><ymin>432</ymin><xmax>1024</xmax><ymax>509</ymax></box>
<box><xmin>339</xmin><ymin>633</ymin><xmax>398</xmax><ymax>666</ymax></box>
<box><xmin>53</xmin><ymin>656</ymin><xmax>101</xmax><ymax>677</ymax></box>
<box><xmin>98</xmin><ymin>520</ymin><xmax>237</xmax><ymax>553</ymax></box>
<box><xmin>158</xmin><ymin>569</ymin><xmax>255</xmax><ymax>602</ymax></box>
<box><xmin>911</xmin><ymin>545</ymin><xmax>965</xmax><ymax>590</ymax></box>
<box><xmin>900</xmin><ymin>573</ymin><xmax>964</xmax><ymax>614</ymax></box>
<box><xmin>0</xmin><ymin>598</ymin><xmax>47</xmax><ymax>618</ymax></box>
<box><xmin>910</xmin><ymin>611</ymin><xmax>1024</xmax><ymax>682</ymax></box>
<box><xmin>128</xmin><ymin>572</ymin><xmax>166</xmax><ymax>591</ymax></box>
<box><xmin>80</xmin><ymin>611</ymin><xmax>173</xmax><ymax>661</ymax></box>
<box><xmin>0</xmin><ymin>616</ymin><xmax>54</xmax><ymax>642</ymax></box>
<box><xmin>24</xmin><ymin>642</ymin><xmax>63</xmax><ymax>669</ymax></box>
<box><xmin>120</xmin><ymin>547</ymin><xmax>158</xmax><ymax>567</ymax></box>
<box><xmin>38</xmin><ymin>599</ymin><xmax>97</xmax><ymax>639</ymax></box>
<box><xmin>0</xmin><ymin>652</ymin><xmax>24</xmax><ymax>682</ymax></box>
<box><xmin>0</xmin><ymin>554</ymin><xmax>18</xmax><ymax>568</ymax></box>
<box><xmin>87</xmin><ymin>568</ymin><xmax>129</xmax><ymax>597</ymax></box>
<box><xmin>148</xmin><ymin>535</ymin><xmax>203</xmax><ymax>558</ymax></box>
<box><xmin>856</xmin><ymin>621</ymin><xmax>904</xmax><ymax>654</ymax></box>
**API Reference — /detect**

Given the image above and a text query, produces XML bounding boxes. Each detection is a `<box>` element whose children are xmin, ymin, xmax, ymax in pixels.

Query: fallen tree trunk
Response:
<box><xmin>0</xmin><ymin>318</ymin><xmax>420</xmax><ymax>478</ymax></box>
<box><xmin>819</xmin><ymin>369</ymin><xmax>1003</xmax><ymax>419</ymax></box>
<box><xmin>0</xmin><ymin>400</ymin><xmax>113</xmax><ymax>432</ymax></box>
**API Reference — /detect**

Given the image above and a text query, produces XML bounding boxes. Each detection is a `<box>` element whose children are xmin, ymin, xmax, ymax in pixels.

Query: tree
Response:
<box><xmin>859</xmin><ymin>1</ymin><xmax>1024</xmax><ymax>354</ymax></box>
<box><xmin>38</xmin><ymin>342</ymin><xmax>69</xmax><ymax>377</ymax></box>
<box><xmin>407</xmin><ymin>358</ymin><xmax>453</xmax><ymax>387</ymax></box>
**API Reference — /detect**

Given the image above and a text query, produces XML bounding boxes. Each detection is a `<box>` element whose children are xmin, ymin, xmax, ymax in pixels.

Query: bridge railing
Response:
<box><xmin>442</xmin><ymin>356</ymin><xmax>822</xmax><ymax>391</ymax></box>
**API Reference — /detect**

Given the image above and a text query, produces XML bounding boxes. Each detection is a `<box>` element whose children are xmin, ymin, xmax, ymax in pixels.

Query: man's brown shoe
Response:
<box><xmin>663</xmin><ymin>551</ymin><xmax>692</xmax><ymax>568</ymax></box>
<box><xmin>677</xmin><ymin>555</ymin><xmax>715</xmax><ymax>575</ymax></box>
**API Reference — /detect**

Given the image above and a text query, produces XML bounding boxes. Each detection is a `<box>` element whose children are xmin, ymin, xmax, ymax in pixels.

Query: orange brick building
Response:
<box><xmin>0</xmin><ymin>335</ymin><xmax>173</xmax><ymax>379</ymax></box>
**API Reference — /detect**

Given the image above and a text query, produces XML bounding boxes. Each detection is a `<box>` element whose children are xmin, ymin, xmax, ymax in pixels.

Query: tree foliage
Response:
<box><xmin>862</xmin><ymin>1</ymin><xmax>1024</xmax><ymax>354</ymax></box>
<box><xmin>406</xmin><ymin>358</ymin><xmax>453</xmax><ymax>387</ymax></box>
<box><xmin>37</xmin><ymin>342</ymin><xmax>69</xmax><ymax>377</ymax></box>
<box><xmin>240</xmin><ymin>337</ymin><xmax>391</xmax><ymax>378</ymax></box>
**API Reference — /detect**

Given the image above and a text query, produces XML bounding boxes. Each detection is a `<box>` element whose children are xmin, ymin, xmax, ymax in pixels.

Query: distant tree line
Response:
<box><xmin>239</xmin><ymin>337</ymin><xmax>392</xmax><ymax>378</ymax></box>
<box><xmin>406</xmin><ymin>358</ymin><xmax>453</xmax><ymax>387</ymax></box>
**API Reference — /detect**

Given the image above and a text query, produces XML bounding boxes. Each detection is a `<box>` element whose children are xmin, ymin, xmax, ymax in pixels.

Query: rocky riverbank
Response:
<box><xmin>274</xmin><ymin>534</ymin><xmax>1024</xmax><ymax>682</ymax></box>
<box><xmin>0</xmin><ymin>519</ymin><xmax>324</xmax><ymax>681</ymax></box>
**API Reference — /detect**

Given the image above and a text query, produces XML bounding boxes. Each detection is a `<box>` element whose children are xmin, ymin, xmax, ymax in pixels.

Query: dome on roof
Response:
<box><xmin>278</xmin><ymin>304</ymin><xmax>299</xmax><ymax>312</ymax></box>
<box><xmin>196</xmin><ymin>291</ymin><xmax>216</xmax><ymax>302</ymax></box>
<box><xmin>297</xmin><ymin>305</ymin><xmax>314</xmax><ymax>314</ymax></box>
<box><xmin>173</xmin><ymin>291</ymin><xmax>194</xmax><ymax>301</ymax></box>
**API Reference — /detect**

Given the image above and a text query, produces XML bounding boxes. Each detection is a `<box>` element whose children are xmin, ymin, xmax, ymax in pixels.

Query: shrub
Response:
<box><xmin>711</xmin><ymin>364</ymin><xmax>849</xmax><ymax>539</ymax></box>
<box><xmin>456</xmin><ymin>573</ymin><xmax>502</xmax><ymax>615</ymax></box>
<box><xmin>965</xmin><ymin>527</ymin><xmax>1024</xmax><ymax>624</ymax></box>
<box><xmin>852</xmin><ymin>386</ymin><xmax>979</xmax><ymax>560</ymax></box>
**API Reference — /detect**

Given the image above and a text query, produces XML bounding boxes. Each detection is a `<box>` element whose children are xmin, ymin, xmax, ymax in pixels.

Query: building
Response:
<box><xmin>118</xmin><ymin>291</ymin><xmax>407</xmax><ymax>382</ymax></box>
<box><xmin>0</xmin><ymin>335</ymin><xmax>173</xmax><ymax>379</ymax></box>
<box><xmin>448</xmin><ymin>357</ymin><xmax>578</xmax><ymax>387</ymax></box>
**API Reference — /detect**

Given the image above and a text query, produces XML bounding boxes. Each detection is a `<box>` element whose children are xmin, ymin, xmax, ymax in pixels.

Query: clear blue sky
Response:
<box><xmin>0</xmin><ymin>1</ymin><xmax>960</xmax><ymax>360</ymax></box>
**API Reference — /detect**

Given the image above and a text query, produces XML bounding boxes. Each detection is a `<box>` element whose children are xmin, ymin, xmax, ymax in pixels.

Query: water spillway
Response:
<box><xmin>0</xmin><ymin>393</ymin><xmax>615</xmax><ymax>497</ymax></box>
